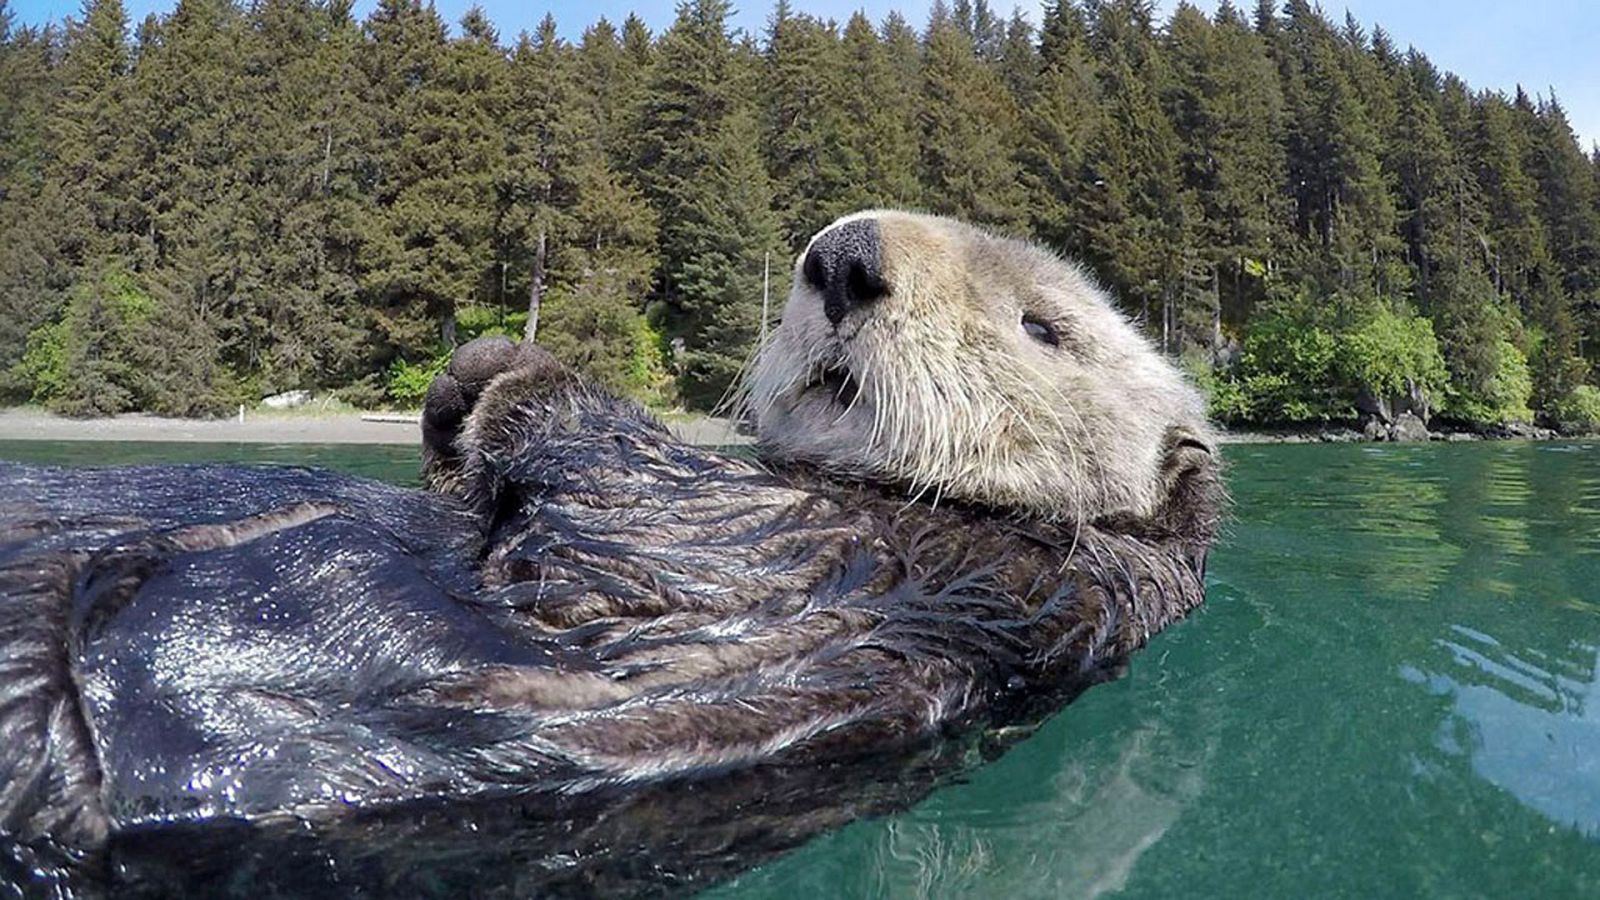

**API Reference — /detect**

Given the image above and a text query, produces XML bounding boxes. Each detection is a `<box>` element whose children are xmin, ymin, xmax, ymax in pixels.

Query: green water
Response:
<box><xmin>4</xmin><ymin>439</ymin><xmax>1599</xmax><ymax>897</ymax></box>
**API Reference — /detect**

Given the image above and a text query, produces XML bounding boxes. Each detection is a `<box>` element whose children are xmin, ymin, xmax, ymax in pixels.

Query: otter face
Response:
<box><xmin>747</xmin><ymin>210</ymin><xmax>1216</xmax><ymax>523</ymax></box>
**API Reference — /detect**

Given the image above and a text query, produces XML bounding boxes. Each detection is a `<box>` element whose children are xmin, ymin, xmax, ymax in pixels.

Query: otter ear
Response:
<box><xmin>1154</xmin><ymin>426</ymin><xmax>1225</xmax><ymax>544</ymax></box>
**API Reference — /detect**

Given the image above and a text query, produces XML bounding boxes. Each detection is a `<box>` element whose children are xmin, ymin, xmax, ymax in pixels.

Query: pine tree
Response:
<box><xmin>531</xmin><ymin>15</ymin><xmax>664</xmax><ymax>399</ymax></box>
<box><xmin>1523</xmin><ymin>95</ymin><xmax>1595</xmax><ymax>402</ymax></box>
<box><xmin>0</xmin><ymin>13</ymin><xmax>70</xmax><ymax>379</ymax></box>
<box><xmin>1022</xmin><ymin>0</ymin><xmax>1101</xmax><ymax>256</ymax></box>
<box><xmin>639</xmin><ymin>0</ymin><xmax>783</xmax><ymax>408</ymax></box>
<box><xmin>53</xmin><ymin>0</ymin><xmax>138</xmax><ymax>265</ymax></box>
<box><xmin>833</xmin><ymin>12</ymin><xmax>920</xmax><ymax>210</ymax></box>
<box><xmin>1164</xmin><ymin>1</ymin><xmax>1286</xmax><ymax>344</ymax></box>
<box><xmin>880</xmin><ymin>10</ymin><xmax>921</xmax><ymax>91</ymax></box>
<box><xmin>1076</xmin><ymin>0</ymin><xmax>1198</xmax><ymax>349</ymax></box>
<box><xmin>112</xmin><ymin>0</ymin><xmax>256</xmax><ymax>414</ymax></box>
<box><xmin>1386</xmin><ymin>54</ymin><xmax>1511</xmax><ymax>417</ymax></box>
<box><xmin>918</xmin><ymin>10</ymin><xmax>1026</xmax><ymax>229</ymax></box>
<box><xmin>359</xmin><ymin>0</ymin><xmax>499</xmax><ymax>359</ymax></box>
<box><xmin>995</xmin><ymin>10</ymin><xmax>1038</xmax><ymax>103</ymax></box>
<box><xmin>761</xmin><ymin>3</ymin><xmax>850</xmax><ymax>244</ymax></box>
<box><xmin>572</xmin><ymin>17</ymin><xmax>647</xmax><ymax>171</ymax></box>
<box><xmin>4</xmin><ymin>0</ymin><xmax>1596</xmax><ymax>425</ymax></box>
<box><xmin>1277</xmin><ymin>0</ymin><xmax>1401</xmax><ymax>303</ymax></box>
<box><xmin>239</xmin><ymin>0</ymin><xmax>373</xmax><ymax>389</ymax></box>
<box><xmin>499</xmin><ymin>15</ymin><xmax>573</xmax><ymax>347</ymax></box>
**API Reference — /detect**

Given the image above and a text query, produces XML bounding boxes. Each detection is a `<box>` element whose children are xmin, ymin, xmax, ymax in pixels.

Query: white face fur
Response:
<box><xmin>746</xmin><ymin>210</ymin><xmax>1214</xmax><ymax>523</ymax></box>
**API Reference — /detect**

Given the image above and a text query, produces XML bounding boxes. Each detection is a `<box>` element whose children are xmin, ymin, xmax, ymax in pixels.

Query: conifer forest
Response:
<box><xmin>1</xmin><ymin>0</ymin><xmax>1598</xmax><ymax>430</ymax></box>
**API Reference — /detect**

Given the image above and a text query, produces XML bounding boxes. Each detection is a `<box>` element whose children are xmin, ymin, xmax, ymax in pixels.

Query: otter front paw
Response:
<box><xmin>421</xmin><ymin>337</ymin><xmax>559</xmax><ymax>495</ymax></box>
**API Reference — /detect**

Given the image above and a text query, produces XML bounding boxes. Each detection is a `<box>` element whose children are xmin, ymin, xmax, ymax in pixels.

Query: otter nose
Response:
<box><xmin>802</xmin><ymin>219</ymin><xmax>888</xmax><ymax>326</ymax></box>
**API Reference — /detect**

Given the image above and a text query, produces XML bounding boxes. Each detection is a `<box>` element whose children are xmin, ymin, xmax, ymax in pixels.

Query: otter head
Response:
<box><xmin>747</xmin><ymin>210</ymin><xmax>1217</xmax><ymax>524</ymax></box>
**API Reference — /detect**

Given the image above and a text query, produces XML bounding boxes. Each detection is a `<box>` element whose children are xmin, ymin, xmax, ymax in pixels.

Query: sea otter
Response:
<box><xmin>0</xmin><ymin>211</ymin><xmax>1221</xmax><ymax>897</ymax></box>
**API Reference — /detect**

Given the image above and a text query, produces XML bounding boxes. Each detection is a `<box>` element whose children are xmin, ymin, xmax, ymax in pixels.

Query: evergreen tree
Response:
<box><xmin>1277</xmin><ymin>0</ymin><xmax>1401</xmax><ymax>302</ymax></box>
<box><xmin>1022</xmin><ymin>0</ymin><xmax>1101</xmax><ymax>256</ymax></box>
<box><xmin>1164</xmin><ymin>1</ymin><xmax>1286</xmax><ymax>343</ymax></box>
<box><xmin>1470</xmin><ymin>92</ymin><xmax>1546</xmax><ymax>305</ymax></box>
<box><xmin>0</xmin><ymin>0</ymin><xmax>1595</xmax><ymax>422</ymax></box>
<box><xmin>531</xmin><ymin>16</ymin><xmax>664</xmax><ymax>398</ymax></box>
<box><xmin>1527</xmin><ymin>96</ymin><xmax>1599</xmax><ymax>385</ymax></box>
<box><xmin>639</xmin><ymin>0</ymin><xmax>783</xmax><ymax>407</ymax></box>
<box><xmin>761</xmin><ymin>3</ymin><xmax>850</xmax><ymax>244</ymax></box>
<box><xmin>833</xmin><ymin>11</ymin><xmax>920</xmax><ymax>210</ymax></box>
<box><xmin>498</xmin><ymin>15</ymin><xmax>569</xmax><ymax>343</ymax></box>
<box><xmin>111</xmin><ymin>0</ymin><xmax>254</xmax><ymax>413</ymax></box>
<box><xmin>239</xmin><ymin>0</ymin><xmax>373</xmax><ymax>389</ymax></box>
<box><xmin>1077</xmin><ymin>0</ymin><xmax>1198</xmax><ymax>349</ymax></box>
<box><xmin>918</xmin><ymin>10</ymin><xmax>1026</xmax><ymax>229</ymax></box>
<box><xmin>995</xmin><ymin>9</ymin><xmax>1038</xmax><ymax>103</ymax></box>
<box><xmin>360</xmin><ymin>0</ymin><xmax>489</xmax><ymax>357</ymax></box>
<box><xmin>0</xmin><ymin>13</ymin><xmax>70</xmax><ymax>379</ymax></box>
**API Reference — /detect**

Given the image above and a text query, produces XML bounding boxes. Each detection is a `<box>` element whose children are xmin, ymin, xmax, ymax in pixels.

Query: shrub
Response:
<box><xmin>1234</xmin><ymin>314</ymin><xmax>1347</xmax><ymax>422</ymax></box>
<box><xmin>1446</xmin><ymin>340</ymin><xmax>1533</xmax><ymax>425</ymax></box>
<box><xmin>456</xmin><ymin>304</ymin><xmax>528</xmax><ymax>342</ymax></box>
<box><xmin>386</xmin><ymin>351</ymin><xmax>449</xmax><ymax>407</ymax></box>
<box><xmin>1551</xmin><ymin>385</ymin><xmax>1600</xmax><ymax>434</ymax></box>
<box><xmin>1336</xmin><ymin>307</ymin><xmax>1450</xmax><ymax>410</ymax></box>
<box><xmin>9</xmin><ymin>263</ymin><xmax>157</xmax><ymax>417</ymax></box>
<box><xmin>13</xmin><ymin>319</ymin><xmax>69</xmax><ymax>403</ymax></box>
<box><xmin>1181</xmin><ymin>351</ymin><xmax>1250</xmax><ymax>423</ymax></box>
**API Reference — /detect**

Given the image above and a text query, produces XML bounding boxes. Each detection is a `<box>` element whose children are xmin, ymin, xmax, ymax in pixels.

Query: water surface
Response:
<box><xmin>3</xmin><ymin>439</ymin><xmax>1597</xmax><ymax>897</ymax></box>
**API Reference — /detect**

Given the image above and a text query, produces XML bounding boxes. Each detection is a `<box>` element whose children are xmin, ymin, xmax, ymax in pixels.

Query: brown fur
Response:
<box><xmin>0</xmin><ymin>212</ymin><xmax>1222</xmax><ymax>897</ymax></box>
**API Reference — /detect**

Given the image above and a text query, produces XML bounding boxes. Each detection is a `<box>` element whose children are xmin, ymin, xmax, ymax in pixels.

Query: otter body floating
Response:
<box><xmin>0</xmin><ymin>212</ymin><xmax>1221</xmax><ymax>897</ymax></box>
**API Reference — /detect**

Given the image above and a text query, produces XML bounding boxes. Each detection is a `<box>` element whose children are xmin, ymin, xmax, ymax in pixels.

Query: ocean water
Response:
<box><xmin>3</xmin><ymin>438</ymin><xmax>1598</xmax><ymax>897</ymax></box>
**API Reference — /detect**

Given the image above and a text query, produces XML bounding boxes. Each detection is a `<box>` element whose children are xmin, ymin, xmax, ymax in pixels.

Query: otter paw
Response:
<box><xmin>421</xmin><ymin>337</ymin><xmax>556</xmax><ymax>493</ymax></box>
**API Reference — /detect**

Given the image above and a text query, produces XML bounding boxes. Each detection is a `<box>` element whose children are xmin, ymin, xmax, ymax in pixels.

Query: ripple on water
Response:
<box><xmin>6</xmin><ymin>439</ymin><xmax>1600</xmax><ymax>897</ymax></box>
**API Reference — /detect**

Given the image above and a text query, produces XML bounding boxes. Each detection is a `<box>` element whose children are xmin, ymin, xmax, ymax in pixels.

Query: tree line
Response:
<box><xmin>1</xmin><ymin>0</ymin><xmax>1598</xmax><ymax>429</ymax></box>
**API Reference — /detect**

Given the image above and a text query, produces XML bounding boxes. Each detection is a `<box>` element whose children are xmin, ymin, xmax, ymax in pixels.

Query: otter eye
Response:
<box><xmin>1022</xmin><ymin>315</ymin><xmax>1060</xmax><ymax>347</ymax></box>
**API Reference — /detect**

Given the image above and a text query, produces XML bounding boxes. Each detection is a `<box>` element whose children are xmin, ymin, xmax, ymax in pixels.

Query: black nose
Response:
<box><xmin>802</xmin><ymin>219</ymin><xmax>888</xmax><ymax>326</ymax></box>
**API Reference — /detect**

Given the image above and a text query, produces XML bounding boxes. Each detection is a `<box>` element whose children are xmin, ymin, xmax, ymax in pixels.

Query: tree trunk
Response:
<box><xmin>1212</xmin><ymin>264</ymin><xmax>1223</xmax><ymax>354</ymax></box>
<box><xmin>526</xmin><ymin>229</ymin><xmax>546</xmax><ymax>342</ymax></box>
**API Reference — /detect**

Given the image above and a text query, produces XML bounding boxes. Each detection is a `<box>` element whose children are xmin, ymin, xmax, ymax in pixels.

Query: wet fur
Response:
<box><xmin>0</xmin><ymin>369</ymin><xmax>1216</xmax><ymax>896</ymax></box>
<box><xmin>0</xmin><ymin>215</ymin><xmax>1223</xmax><ymax>896</ymax></box>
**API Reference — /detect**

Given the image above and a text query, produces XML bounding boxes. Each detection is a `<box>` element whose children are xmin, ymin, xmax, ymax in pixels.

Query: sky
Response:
<box><xmin>9</xmin><ymin>0</ymin><xmax>1599</xmax><ymax>149</ymax></box>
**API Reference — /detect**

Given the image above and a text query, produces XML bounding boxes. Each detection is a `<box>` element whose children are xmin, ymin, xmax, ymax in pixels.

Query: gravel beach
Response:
<box><xmin>0</xmin><ymin>408</ymin><xmax>751</xmax><ymax>447</ymax></box>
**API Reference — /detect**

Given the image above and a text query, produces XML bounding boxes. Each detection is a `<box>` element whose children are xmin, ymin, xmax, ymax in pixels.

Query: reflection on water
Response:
<box><xmin>1404</xmin><ymin>626</ymin><xmax>1600</xmax><ymax>838</ymax></box>
<box><xmin>713</xmin><ymin>440</ymin><xmax>1600</xmax><ymax>899</ymax></box>
<box><xmin>3</xmin><ymin>439</ymin><xmax>1600</xmax><ymax>896</ymax></box>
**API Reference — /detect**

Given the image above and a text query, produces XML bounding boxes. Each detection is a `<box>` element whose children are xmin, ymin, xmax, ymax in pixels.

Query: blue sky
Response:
<box><xmin>10</xmin><ymin>0</ymin><xmax>1599</xmax><ymax>149</ymax></box>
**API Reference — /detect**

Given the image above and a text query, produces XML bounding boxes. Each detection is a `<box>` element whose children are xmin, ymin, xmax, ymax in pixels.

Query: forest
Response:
<box><xmin>1</xmin><ymin>0</ymin><xmax>1598</xmax><ymax>431</ymax></box>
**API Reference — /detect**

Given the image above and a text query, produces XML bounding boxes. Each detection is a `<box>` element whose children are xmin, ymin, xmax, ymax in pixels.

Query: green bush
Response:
<box><xmin>1446</xmin><ymin>340</ymin><xmax>1533</xmax><ymax>425</ymax></box>
<box><xmin>381</xmin><ymin>306</ymin><xmax>516</xmax><ymax>409</ymax></box>
<box><xmin>9</xmin><ymin>263</ymin><xmax>158</xmax><ymax>417</ymax></box>
<box><xmin>1181</xmin><ymin>351</ymin><xmax>1251</xmax><ymax>423</ymax></box>
<box><xmin>1234</xmin><ymin>314</ymin><xmax>1347</xmax><ymax>422</ymax></box>
<box><xmin>386</xmin><ymin>351</ymin><xmax>449</xmax><ymax>407</ymax></box>
<box><xmin>1551</xmin><ymin>385</ymin><xmax>1600</xmax><ymax>434</ymax></box>
<box><xmin>13</xmin><ymin>319</ymin><xmax>69</xmax><ymax>403</ymax></box>
<box><xmin>456</xmin><ymin>304</ymin><xmax>528</xmax><ymax>342</ymax></box>
<box><xmin>1336</xmin><ymin>307</ymin><xmax>1449</xmax><ymax>409</ymax></box>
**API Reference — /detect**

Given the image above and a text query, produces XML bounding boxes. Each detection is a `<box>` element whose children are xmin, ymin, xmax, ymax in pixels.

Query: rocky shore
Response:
<box><xmin>1223</xmin><ymin>414</ymin><xmax>1568</xmax><ymax>445</ymax></box>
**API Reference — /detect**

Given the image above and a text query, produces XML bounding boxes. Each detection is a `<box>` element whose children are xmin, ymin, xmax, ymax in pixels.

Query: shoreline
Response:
<box><xmin>0</xmin><ymin>408</ymin><xmax>752</xmax><ymax>447</ymax></box>
<box><xmin>0</xmin><ymin>408</ymin><xmax>1583</xmax><ymax>449</ymax></box>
